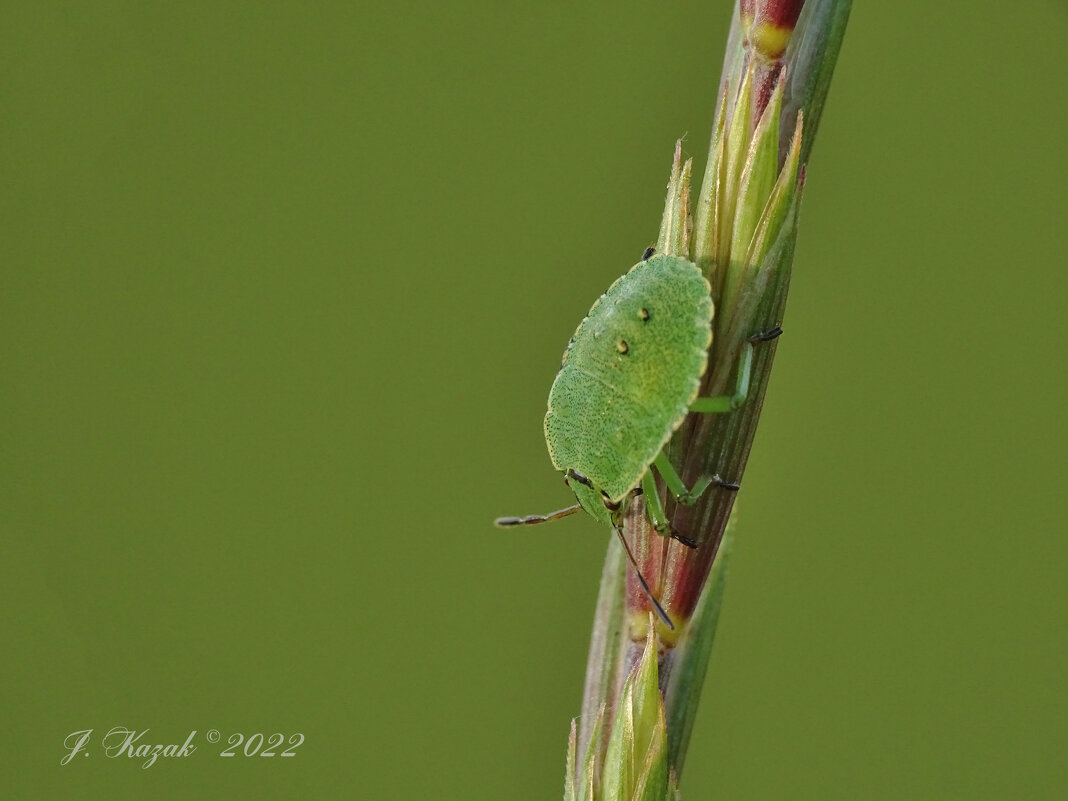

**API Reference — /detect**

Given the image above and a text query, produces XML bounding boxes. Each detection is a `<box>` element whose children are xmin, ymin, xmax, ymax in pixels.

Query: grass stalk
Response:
<box><xmin>568</xmin><ymin>2</ymin><xmax>852</xmax><ymax>797</ymax></box>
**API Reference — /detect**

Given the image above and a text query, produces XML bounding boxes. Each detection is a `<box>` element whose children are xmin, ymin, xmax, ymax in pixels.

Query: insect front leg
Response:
<box><xmin>642</xmin><ymin>457</ymin><xmax>737</xmax><ymax>549</ymax></box>
<box><xmin>640</xmin><ymin>470</ymin><xmax>697</xmax><ymax>547</ymax></box>
<box><xmin>640</xmin><ymin>471</ymin><xmax>670</xmax><ymax>531</ymax></box>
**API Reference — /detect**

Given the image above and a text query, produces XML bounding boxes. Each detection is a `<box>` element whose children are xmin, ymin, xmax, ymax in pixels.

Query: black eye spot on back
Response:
<box><xmin>642</xmin><ymin>246</ymin><xmax>655</xmax><ymax>260</ymax></box>
<box><xmin>617</xmin><ymin>339</ymin><xmax>629</xmax><ymax>355</ymax></box>
<box><xmin>638</xmin><ymin>307</ymin><xmax>650</xmax><ymax>322</ymax></box>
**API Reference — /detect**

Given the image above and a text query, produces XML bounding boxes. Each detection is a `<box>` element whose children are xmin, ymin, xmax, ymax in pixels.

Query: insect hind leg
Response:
<box><xmin>749</xmin><ymin>325</ymin><xmax>783</xmax><ymax>343</ymax></box>
<box><xmin>688</xmin><ymin>327</ymin><xmax>782</xmax><ymax>415</ymax></box>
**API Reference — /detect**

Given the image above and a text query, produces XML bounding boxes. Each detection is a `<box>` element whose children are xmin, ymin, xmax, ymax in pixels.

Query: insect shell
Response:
<box><xmin>544</xmin><ymin>253</ymin><xmax>712</xmax><ymax>525</ymax></box>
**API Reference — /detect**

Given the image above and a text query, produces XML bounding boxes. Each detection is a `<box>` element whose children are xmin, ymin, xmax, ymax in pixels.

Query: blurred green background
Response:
<box><xmin>2</xmin><ymin>1</ymin><xmax>1065</xmax><ymax>798</ymax></box>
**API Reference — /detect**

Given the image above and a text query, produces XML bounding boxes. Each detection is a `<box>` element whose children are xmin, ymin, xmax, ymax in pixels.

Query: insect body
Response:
<box><xmin>497</xmin><ymin>251</ymin><xmax>774</xmax><ymax>623</ymax></box>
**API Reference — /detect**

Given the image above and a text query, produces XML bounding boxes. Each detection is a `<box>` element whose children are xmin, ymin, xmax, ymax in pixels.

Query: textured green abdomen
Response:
<box><xmin>544</xmin><ymin>255</ymin><xmax>713</xmax><ymax>502</ymax></box>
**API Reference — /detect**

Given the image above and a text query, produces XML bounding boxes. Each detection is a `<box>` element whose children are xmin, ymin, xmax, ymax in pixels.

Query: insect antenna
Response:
<box><xmin>494</xmin><ymin>504</ymin><xmax>582</xmax><ymax>528</ymax></box>
<box><xmin>613</xmin><ymin>525</ymin><xmax>675</xmax><ymax>631</ymax></box>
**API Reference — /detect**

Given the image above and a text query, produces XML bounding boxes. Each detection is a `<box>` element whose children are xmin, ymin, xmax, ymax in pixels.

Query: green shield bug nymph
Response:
<box><xmin>496</xmin><ymin>249</ymin><xmax>779</xmax><ymax>625</ymax></box>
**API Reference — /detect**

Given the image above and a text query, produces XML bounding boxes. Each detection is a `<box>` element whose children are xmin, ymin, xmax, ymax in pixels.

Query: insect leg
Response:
<box><xmin>641</xmin><ymin>471</ymin><xmax>671</xmax><ymax>533</ymax></box>
<box><xmin>690</xmin><ymin>326</ymin><xmax>781</xmax><ymax>413</ymax></box>
<box><xmin>689</xmin><ymin>342</ymin><xmax>754</xmax><ymax>413</ymax></box>
<box><xmin>653</xmin><ymin>451</ymin><xmax>738</xmax><ymax>506</ymax></box>
<box><xmin>494</xmin><ymin>505</ymin><xmax>582</xmax><ymax>528</ymax></box>
<box><xmin>642</xmin><ymin>471</ymin><xmax>701</xmax><ymax>548</ymax></box>
<box><xmin>750</xmin><ymin>325</ymin><xmax>783</xmax><ymax>342</ymax></box>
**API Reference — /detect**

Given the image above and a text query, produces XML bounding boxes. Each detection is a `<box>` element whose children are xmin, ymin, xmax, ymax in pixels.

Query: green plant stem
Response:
<box><xmin>570</xmin><ymin>1</ymin><xmax>852</xmax><ymax>796</ymax></box>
